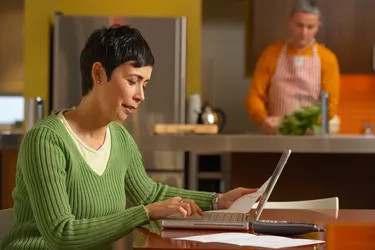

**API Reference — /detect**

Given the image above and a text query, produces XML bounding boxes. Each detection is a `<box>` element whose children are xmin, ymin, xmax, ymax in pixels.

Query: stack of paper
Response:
<box><xmin>173</xmin><ymin>232</ymin><xmax>324</xmax><ymax>249</ymax></box>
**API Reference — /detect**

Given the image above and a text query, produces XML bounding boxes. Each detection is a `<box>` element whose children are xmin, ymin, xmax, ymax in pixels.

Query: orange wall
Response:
<box><xmin>338</xmin><ymin>75</ymin><xmax>375</xmax><ymax>134</ymax></box>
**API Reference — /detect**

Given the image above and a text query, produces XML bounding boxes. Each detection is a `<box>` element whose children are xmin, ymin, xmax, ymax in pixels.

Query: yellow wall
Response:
<box><xmin>0</xmin><ymin>0</ymin><xmax>24</xmax><ymax>94</ymax></box>
<box><xmin>24</xmin><ymin>0</ymin><xmax>202</xmax><ymax>114</ymax></box>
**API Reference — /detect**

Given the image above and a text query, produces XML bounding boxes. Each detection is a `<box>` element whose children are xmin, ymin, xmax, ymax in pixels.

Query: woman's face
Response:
<box><xmin>92</xmin><ymin>61</ymin><xmax>153</xmax><ymax>122</ymax></box>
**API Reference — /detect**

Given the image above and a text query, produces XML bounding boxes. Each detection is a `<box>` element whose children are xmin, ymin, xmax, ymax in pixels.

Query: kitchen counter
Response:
<box><xmin>2</xmin><ymin>132</ymin><xmax>375</xmax><ymax>209</ymax></box>
<box><xmin>137</xmin><ymin>134</ymin><xmax>375</xmax><ymax>153</ymax></box>
<box><xmin>0</xmin><ymin>133</ymin><xmax>24</xmax><ymax>150</ymax></box>
<box><xmin>2</xmin><ymin>132</ymin><xmax>375</xmax><ymax>153</ymax></box>
<box><xmin>137</xmin><ymin>134</ymin><xmax>375</xmax><ymax>208</ymax></box>
<box><xmin>0</xmin><ymin>133</ymin><xmax>21</xmax><ymax>209</ymax></box>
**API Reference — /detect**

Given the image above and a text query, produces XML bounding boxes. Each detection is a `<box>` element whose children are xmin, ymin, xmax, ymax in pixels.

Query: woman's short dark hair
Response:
<box><xmin>80</xmin><ymin>24</ymin><xmax>155</xmax><ymax>96</ymax></box>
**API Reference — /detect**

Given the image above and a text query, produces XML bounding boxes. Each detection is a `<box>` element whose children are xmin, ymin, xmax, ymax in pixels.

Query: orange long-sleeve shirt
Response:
<box><xmin>245</xmin><ymin>42</ymin><xmax>340</xmax><ymax>125</ymax></box>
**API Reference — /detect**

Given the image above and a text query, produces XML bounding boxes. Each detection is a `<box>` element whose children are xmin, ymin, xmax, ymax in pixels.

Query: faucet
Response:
<box><xmin>295</xmin><ymin>91</ymin><xmax>330</xmax><ymax>136</ymax></box>
<box><xmin>320</xmin><ymin>91</ymin><xmax>330</xmax><ymax>136</ymax></box>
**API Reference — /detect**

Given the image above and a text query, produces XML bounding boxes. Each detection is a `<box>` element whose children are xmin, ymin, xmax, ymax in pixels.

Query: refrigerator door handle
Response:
<box><xmin>174</xmin><ymin>17</ymin><xmax>187</xmax><ymax>124</ymax></box>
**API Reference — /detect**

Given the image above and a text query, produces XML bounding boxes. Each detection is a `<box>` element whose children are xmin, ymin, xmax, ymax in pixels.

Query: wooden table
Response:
<box><xmin>127</xmin><ymin>209</ymin><xmax>375</xmax><ymax>250</ymax></box>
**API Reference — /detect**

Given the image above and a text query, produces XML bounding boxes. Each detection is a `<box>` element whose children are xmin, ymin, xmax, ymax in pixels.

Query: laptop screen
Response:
<box><xmin>254</xmin><ymin>149</ymin><xmax>291</xmax><ymax>220</ymax></box>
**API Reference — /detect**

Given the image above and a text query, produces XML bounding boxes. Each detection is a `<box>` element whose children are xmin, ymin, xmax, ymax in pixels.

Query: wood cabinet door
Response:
<box><xmin>246</xmin><ymin>0</ymin><xmax>375</xmax><ymax>75</ymax></box>
<box><xmin>322</xmin><ymin>0</ymin><xmax>375</xmax><ymax>74</ymax></box>
<box><xmin>1</xmin><ymin>150</ymin><xmax>18</xmax><ymax>209</ymax></box>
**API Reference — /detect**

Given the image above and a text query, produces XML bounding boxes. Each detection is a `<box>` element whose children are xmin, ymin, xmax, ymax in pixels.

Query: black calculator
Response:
<box><xmin>252</xmin><ymin>220</ymin><xmax>325</xmax><ymax>236</ymax></box>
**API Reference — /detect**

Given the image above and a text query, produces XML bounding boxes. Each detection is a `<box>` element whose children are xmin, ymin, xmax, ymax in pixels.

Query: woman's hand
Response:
<box><xmin>144</xmin><ymin>197</ymin><xmax>204</xmax><ymax>220</ymax></box>
<box><xmin>218</xmin><ymin>187</ymin><xmax>259</xmax><ymax>210</ymax></box>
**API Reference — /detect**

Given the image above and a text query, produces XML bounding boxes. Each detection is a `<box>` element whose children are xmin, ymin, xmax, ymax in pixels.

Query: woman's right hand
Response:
<box><xmin>144</xmin><ymin>196</ymin><xmax>204</xmax><ymax>220</ymax></box>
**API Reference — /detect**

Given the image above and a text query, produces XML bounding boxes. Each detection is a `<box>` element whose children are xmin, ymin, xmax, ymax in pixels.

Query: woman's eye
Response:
<box><xmin>128</xmin><ymin>80</ymin><xmax>136</xmax><ymax>85</ymax></box>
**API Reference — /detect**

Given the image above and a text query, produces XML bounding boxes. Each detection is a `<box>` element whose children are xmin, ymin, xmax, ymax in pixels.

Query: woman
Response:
<box><xmin>1</xmin><ymin>25</ymin><xmax>257</xmax><ymax>250</ymax></box>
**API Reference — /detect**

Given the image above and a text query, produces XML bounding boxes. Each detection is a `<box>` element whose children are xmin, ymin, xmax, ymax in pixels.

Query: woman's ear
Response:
<box><xmin>91</xmin><ymin>62</ymin><xmax>104</xmax><ymax>85</ymax></box>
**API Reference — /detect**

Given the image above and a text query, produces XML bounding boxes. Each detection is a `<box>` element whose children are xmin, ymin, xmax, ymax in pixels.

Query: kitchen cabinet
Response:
<box><xmin>0</xmin><ymin>150</ymin><xmax>18</xmax><ymax>209</ymax></box>
<box><xmin>231</xmin><ymin>152</ymin><xmax>375</xmax><ymax>209</ymax></box>
<box><xmin>321</xmin><ymin>0</ymin><xmax>375</xmax><ymax>74</ymax></box>
<box><xmin>246</xmin><ymin>0</ymin><xmax>375</xmax><ymax>75</ymax></box>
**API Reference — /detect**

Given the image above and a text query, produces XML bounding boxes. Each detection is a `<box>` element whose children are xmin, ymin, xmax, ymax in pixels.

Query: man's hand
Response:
<box><xmin>262</xmin><ymin>116</ymin><xmax>280</xmax><ymax>134</ymax></box>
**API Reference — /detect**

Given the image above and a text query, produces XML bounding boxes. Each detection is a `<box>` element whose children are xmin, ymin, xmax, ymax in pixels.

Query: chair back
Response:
<box><xmin>252</xmin><ymin>197</ymin><xmax>339</xmax><ymax>218</ymax></box>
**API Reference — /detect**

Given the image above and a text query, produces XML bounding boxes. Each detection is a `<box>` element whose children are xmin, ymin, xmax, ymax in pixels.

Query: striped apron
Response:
<box><xmin>267</xmin><ymin>42</ymin><xmax>321</xmax><ymax>116</ymax></box>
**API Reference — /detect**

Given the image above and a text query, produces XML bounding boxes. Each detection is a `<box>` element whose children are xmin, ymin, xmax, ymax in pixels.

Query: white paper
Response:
<box><xmin>173</xmin><ymin>232</ymin><xmax>324</xmax><ymax>249</ymax></box>
<box><xmin>174</xmin><ymin>232</ymin><xmax>251</xmax><ymax>243</ymax></box>
<box><xmin>228</xmin><ymin>177</ymin><xmax>270</xmax><ymax>213</ymax></box>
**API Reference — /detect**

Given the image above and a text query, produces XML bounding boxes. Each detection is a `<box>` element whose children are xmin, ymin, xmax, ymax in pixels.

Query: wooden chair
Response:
<box><xmin>252</xmin><ymin>197</ymin><xmax>339</xmax><ymax>218</ymax></box>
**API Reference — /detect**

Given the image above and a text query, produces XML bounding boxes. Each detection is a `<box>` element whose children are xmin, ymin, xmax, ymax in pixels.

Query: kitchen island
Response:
<box><xmin>1</xmin><ymin>133</ymin><xmax>375</xmax><ymax>209</ymax></box>
<box><xmin>137</xmin><ymin>134</ymin><xmax>375</xmax><ymax>209</ymax></box>
<box><xmin>0</xmin><ymin>133</ymin><xmax>23</xmax><ymax>209</ymax></box>
<box><xmin>137</xmin><ymin>134</ymin><xmax>375</xmax><ymax>153</ymax></box>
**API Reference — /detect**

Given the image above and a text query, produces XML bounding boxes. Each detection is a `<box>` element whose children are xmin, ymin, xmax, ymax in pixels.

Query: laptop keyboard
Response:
<box><xmin>202</xmin><ymin>212</ymin><xmax>251</xmax><ymax>223</ymax></box>
<box><xmin>166</xmin><ymin>212</ymin><xmax>251</xmax><ymax>223</ymax></box>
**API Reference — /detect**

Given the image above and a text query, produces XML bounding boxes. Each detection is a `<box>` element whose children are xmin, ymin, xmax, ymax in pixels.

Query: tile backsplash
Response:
<box><xmin>338</xmin><ymin>75</ymin><xmax>375</xmax><ymax>134</ymax></box>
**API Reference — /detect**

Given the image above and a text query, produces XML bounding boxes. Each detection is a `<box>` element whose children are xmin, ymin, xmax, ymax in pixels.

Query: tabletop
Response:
<box><xmin>120</xmin><ymin>209</ymin><xmax>375</xmax><ymax>250</ymax></box>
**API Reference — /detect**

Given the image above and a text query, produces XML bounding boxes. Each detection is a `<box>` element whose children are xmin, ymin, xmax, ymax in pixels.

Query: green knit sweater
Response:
<box><xmin>1</xmin><ymin>114</ymin><xmax>214</xmax><ymax>250</ymax></box>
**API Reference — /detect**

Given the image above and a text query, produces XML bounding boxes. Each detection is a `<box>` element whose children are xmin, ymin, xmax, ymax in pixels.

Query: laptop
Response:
<box><xmin>161</xmin><ymin>149</ymin><xmax>291</xmax><ymax>231</ymax></box>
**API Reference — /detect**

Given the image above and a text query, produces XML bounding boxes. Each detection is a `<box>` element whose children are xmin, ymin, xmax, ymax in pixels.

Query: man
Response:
<box><xmin>245</xmin><ymin>0</ymin><xmax>340</xmax><ymax>134</ymax></box>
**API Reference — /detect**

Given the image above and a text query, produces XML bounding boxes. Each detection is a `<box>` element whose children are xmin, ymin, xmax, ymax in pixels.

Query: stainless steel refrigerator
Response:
<box><xmin>51</xmin><ymin>14</ymin><xmax>187</xmax><ymax>188</ymax></box>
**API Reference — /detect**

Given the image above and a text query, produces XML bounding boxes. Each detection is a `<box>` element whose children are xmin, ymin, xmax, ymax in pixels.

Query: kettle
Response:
<box><xmin>197</xmin><ymin>103</ymin><xmax>226</xmax><ymax>132</ymax></box>
<box><xmin>25</xmin><ymin>97</ymin><xmax>45</xmax><ymax>131</ymax></box>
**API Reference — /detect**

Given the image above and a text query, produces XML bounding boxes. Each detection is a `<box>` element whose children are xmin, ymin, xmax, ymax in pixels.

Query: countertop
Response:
<box><xmin>136</xmin><ymin>133</ymin><xmax>375</xmax><ymax>154</ymax></box>
<box><xmin>2</xmin><ymin>132</ymin><xmax>375</xmax><ymax>153</ymax></box>
<box><xmin>0</xmin><ymin>133</ymin><xmax>24</xmax><ymax>150</ymax></box>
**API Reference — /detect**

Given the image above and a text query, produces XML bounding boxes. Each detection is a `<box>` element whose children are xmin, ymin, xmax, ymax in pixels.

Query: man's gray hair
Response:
<box><xmin>290</xmin><ymin>0</ymin><xmax>320</xmax><ymax>16</ymax></box>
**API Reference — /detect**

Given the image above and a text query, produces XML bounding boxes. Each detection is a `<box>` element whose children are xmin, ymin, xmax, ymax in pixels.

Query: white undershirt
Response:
<box><xmin>57</xmin><ymin>111</ymin><xmax>111</xmax><ymax>176</ymax></box>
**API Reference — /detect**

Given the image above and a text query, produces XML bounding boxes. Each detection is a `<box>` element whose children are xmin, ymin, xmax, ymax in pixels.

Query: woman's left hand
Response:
<box><xmin>218</xmin><ymin>187</ymin><xmax>259</xmax><ymax>210</ymax></box>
